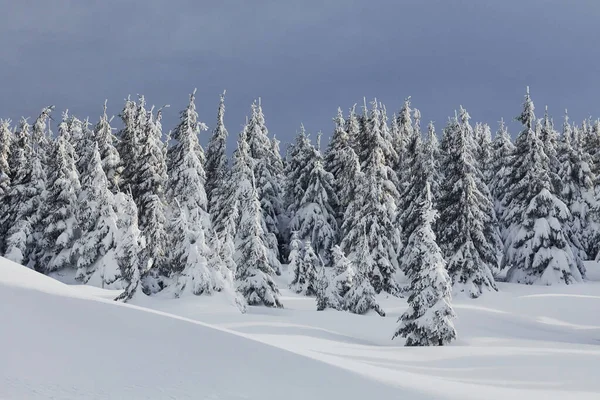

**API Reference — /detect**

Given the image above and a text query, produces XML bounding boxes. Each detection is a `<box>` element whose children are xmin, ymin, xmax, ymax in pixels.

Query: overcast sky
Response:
<box><xmin>1</xmin><ymin>0</ymin><xmax>599</xmax><ymax>150</ymax></box>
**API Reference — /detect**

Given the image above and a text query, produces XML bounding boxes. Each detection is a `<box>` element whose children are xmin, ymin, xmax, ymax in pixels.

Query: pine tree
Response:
<box><xmin>72</xmin><ymin>143</ymin><xmax>121</xmax><ymax>286</ymax></box>
<box><xmin>0</xmin><ymin>119</ymin><xmax>11</xmax><ymax>197</ymax></box>
<box><xmin>324</xmin><ymin>108</ymin><xmax>360</xmax><ymax>219</ymax></box>
<box><xmin>489</xmin><ymin>119</ymin><xmax>515</xmax><ymax>239</ymax></box>
<box><xmin>341</xmin><ymin>101</ymin><xmax>400</xmax><ymax>295</ymax></box>
<box><xmin>167</xmin><ymin>90</ymin><xmax>229</xmax><ymax>297</ymax></box>
<box><xmin>502</xmin><ymin>88</ymin><xmax>584</xmax><ymax>284</ymax></box>
<box><xmin>284</xmin><ymin>124</ymin><xmax>319</xmax><ymax>213</ymax></box>
<box><xmin>95</xmin><ymin>101</ymin><xmax>122</xmax><ymax>192</ymax></box>
<box><xmin>117</xmin><ymin>96</ymin><xmax>140</xmax><ymax>194</ymax></box>
<box><xmin>114</xmin><ymin>192</ymin><xmax>143</xmax><ymax>302</ymax></box>
<box><xmin>234</xmin><ymin>125</ymin><xmax>282</xmax><ymax>308</ymax></box>
<box><xmin>205</xmin><ymin>91</ymin><xmax>229</xmax><ymax>210</ymax></box>
<box><xmin>39</xmin><ymin>118</ymin><xmax>81</xmax><ymax>273</ymax></box>
<box><xmin>345</xmin><ymin>104</ymin><xmax>360</xmax><ymax>151</ymax></box>
<box><xmin>476</xmin><ymin>123</ymin><xmax>494</xmax><ymax>185</ymax></box>
<box><xmin>437</xmin><ymin>109</ymin><xmax>501</xmax><ymax>297</ymax></box>
<box><xmin>344</xmin><ymin>232</ymin><xmax>385</xmax><ymax>316</ymax></box>
<box><xmin>316</xmin><ymin>245</ymin><xmax>355</xmax><ymax>311</ymax></box>
<box><xmin>290</xmin><ymin>240</ymin><xmax>320</xmax><ymax>296</ymax></box>
<box><xmin>246</xmin><ymin>100</ymin><xmax>284</xmax><ymax>269</ymax></box>
<box><xmin>392</xmin><ymin>183</ymin><xmax>456</xmax><ymax>346</ymax></box>
<box><xmin>540</xmin><ymin>106</ymin><xmax>563</xmax><ymax>194</ymax></box>
<box><xmin>394</xmin><ymin>97</ymin><xmax>414</xmax><ymax>194</ymax></box>
<box><xmin>137</xmin><ymin>106</ymin><xmax>169</xmax><ymax>292</ymax></box>
<box><xmin>288</xmin><ymin>157</ymin><xmax>338</xmax><ymax>265</ymax></box>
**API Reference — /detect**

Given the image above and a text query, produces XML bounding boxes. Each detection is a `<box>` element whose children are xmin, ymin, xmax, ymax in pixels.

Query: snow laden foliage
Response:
<box><xmin>288</xmin><ymin>156</ymin><xmax>338</xmax><ymax>265</ymax></box>
<box><xmin>397</xmin><ymin>123</ymin><xmax>442</xmax><ymax>271</ymax></box>
<box><xmin>3</xmin><ymin>117</ymin><xmax>48</xmax><ymax>268</ymax></box>
<box><xmin>0</xmin><ymin>119</ymin><xmax>11</xmax><ymax>197</ymax></box>
<box><xmin>233</xmin><ymin>127</ymin><xmax>282</xmax><ymax>308</ymax></box>
<box><xmin>284</xmin><ymin>124</ymin><xmax>319</xmax><ymax>214</ymax></box>
<box><xmin>39</xmin><ymin>119</ymin><xmax>81</xmax><ymax>274</ymax></box>
<box><xmin>475</xmin><ymin>122</ymin><xmax>493</xmax><ymax>184</ymax></box>
<box><xmin>557</xmin><ymin>112</ymin><xmax>595</xmax><ymax>260</ymax></box>
<box><xmin>341</xmin><ymin>100</ymin><xmax>400</xmax><ymax>295</ymax></box>
<box><xmin>502</xmin><ymin>88</ymin><xmax>584</xmax><ymax>284</ymax></box>
<box><xmin>114</xmin><ymin>192</ymin><xmax>143</xmax><ymax>302</ymax></box>
<box><xmin>344</xmin><ymin>232</ymin><xmax>385</xmax><ymax>316</ymax></box>
<box><xmin>489</xmin><ymin>119</ymin><xmax>515</xmax><ymax>238</ymax></box>
<box><xmin>116</xmin><ymin>96</ymin><xmax>139</xmax><ymax>193</ymax></box>
<box><xmin>205</xmin><ymin>91</ymin><xmax>229</xmax><ymax>211</ymax></box>
<box><xmin>394</xmin><ymin>97</ymin><xmax>415</xmax><ymax>194</ymax></box>
<box><xmin>246</xmin><ymin>100</ymin><xmax>284</xmax><ymax>269</ymax></box>
<box><xmin>324</xmin><ymin>108</ymin><xmax>360</xmax><ymax>219</ymax></box>
<box><xmin>94</xmin><ymin>101</ymin><xmax>122</xmax><ymax>192</ymax></box>
<box><xmin>393</xmin><ymin>183</ymin><xmax>456</xmax><ymax>346</ymax></box>
<box><xmin>316</xmin><ymin>245</ymin><xmax>355</xmax><ymax>311</ymax></box>
<box><xmin>541</xmin><ymin>106</ymin><xmax>563</xmax><ymax>195</ymax></box>
<box><xmin>166</xmin><ymin>90</ymin><xmax>236</xmax><ymax>300</ymax></box>
<box><xmin>345</xmin><ymin>104</ymin><xmax>360</xmax><ymax>151</ymax></box>
<box><xmin>437</xmin><ymin>110</ymin><xmax>501</xmax><ymax>297</ymax></box>
<box><xmin>72</xmin><ymin>143</ymin><xmax>122</xmax><ymax>287</ymax></box>
<box><xmin>137</xmin><ymin>104</ymin><xmax>170</xmax><ymax>293</ymax></box>
<box><xmin>290</xmin><ymin>240</ymin><xmax>320</xmax><ymax>296</ymax></box>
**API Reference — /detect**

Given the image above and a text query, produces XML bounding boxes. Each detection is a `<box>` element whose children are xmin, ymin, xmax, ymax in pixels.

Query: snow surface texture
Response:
<box><xmin>2</xmin><ymin>257</ymin><xmax>600</xmax><ymax>399</ymax></box>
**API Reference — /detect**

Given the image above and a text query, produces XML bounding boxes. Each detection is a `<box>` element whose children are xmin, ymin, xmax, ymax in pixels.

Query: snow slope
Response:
<box><xmin>2</xmin><ymin>258</ymin><xmax>600</xmax><ymax>399</ymax></box>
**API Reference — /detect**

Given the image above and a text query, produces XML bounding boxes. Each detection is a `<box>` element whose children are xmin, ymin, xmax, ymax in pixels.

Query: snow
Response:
<box><xmin>2</xmin><ymin>257</ymin><xmax>600</xmax><ymax>399</ymax></box>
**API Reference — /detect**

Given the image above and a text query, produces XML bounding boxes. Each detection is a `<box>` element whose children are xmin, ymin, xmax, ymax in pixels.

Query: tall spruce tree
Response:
<box><xmin>246</xmin><ymin>100</ymin><xmax>284</xmax><ymax>270</ymax></box>
<box><xmin>341</xmin><ymin>100</ymin><xmax>400</xmax><ymax>295</ymax></box>
<box><xmin>117</xmin><ymin>96</ymin><xmax>140</xmax><ymax>194</ymax></box>
<box><xmin>0</xmin><ymin>119</ymin><xmax>11</xmax><ymax>197</ymax></box>
<box><xmin>324</xmin><ymin>108</ymin><xmax>360</xmax><ymax>219</ymax></box>
<box><xmin>39</xmin><ymin>116</ymin><xmax>81</xmax><ymax>273</ymax></box>
<box><xmin>233</xmin><ymin>124</ymin><xmax>282</xmax><ymax>307</ymax></box>
<box><xmin>114</xmin><ymin>192</ymin><xmax>143</xmax><ymax>302</ymax></box>
<box><xmin>392</xmin><ymin>183</ymin><xmax>456</xmax><ymax>346</ymax></box>
<box><xmin>437</xmin><ymin>109</ymin><xmax>501</xmax><ymax>297</ymax></box>
<box><xmin>502</xmin><ymin>88</ymin><xmax>584</xmax><ymax>284</ymax></box>
<box><xmin>205</xmin><ymin>91</ymin><xmax>229</xmax><ymax>210</ymax></box>
<box><xmin>73</xmin><ymin>143</ymin><xmax>122</xmax><ymax>287</ymax></box>
<box><xmin>489</xmin><ymin>119</ymin><xmax>515</xmax><ymax>239</ymax></box>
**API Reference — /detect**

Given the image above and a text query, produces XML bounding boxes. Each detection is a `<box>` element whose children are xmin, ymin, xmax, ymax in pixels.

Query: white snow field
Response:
<box><xmin>2</xmin><ymin>257</ymin><xmax>600</xmax><ymax>400</ymax></box>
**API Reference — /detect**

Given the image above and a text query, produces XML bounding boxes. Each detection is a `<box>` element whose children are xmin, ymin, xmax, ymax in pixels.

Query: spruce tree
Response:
<box><xmin>246</xmin><ymin>100</ymin><xmax>284</xmax><ymax>269</ymax></box>
<box><xmin>39</xmin><ymin>118</ymin><xmax>81</xmax><ymax>273</ymax></box>
<box><xmin>316</xmin><ymin>245</ymin><xmax>355</xmax><ymax>311</ymax></box>
<box><xmin>392</xmin><ymin>183</ymin><xmax>456</xmax><ymax>346</ymax></box>
<box><xmin>502</xmin><ymin>88</ymin><xmax>584</xmax><ymax>284</ymax></box>
<box><xmin>205</xmin><ymin>91</ymin><xmax>229</xmax><ymax>210</ymax></box>
<box><xmin>234</xmin><ymin>125</ymin><xmax>282</xmax><ymax>307</ymax></box>
<box><xmin>394</xmin><ymin>97</ymin><xmax>414</xmax><ymax>194</ymax></box>
<box><xmin>489</xmin><ymin>118</ymin><xmax>515</xmax><ymax>238</ymax></box>
<box><xmin>288</xmin><ymin>158</ymin><xmax>338</xmax><ymax>265</ymax></box>
<box><xmin>114</xmin><ymin>192</ymin><xmax>143</xmax><ymax>302</ymax></box>
<box><xmin>290</xmin><ymin>240</ymin><xmax>320</xmax><ymax>296</ymax></box>
<box><xmin>344</xmin><ymin>232</ymin><xmax>385</xmax><ymax>316</ymax></box>
<box><xmin>0</xmin><ymin>119</ymin><xmax>11</xmax><ymax>197</ymax></box>
<box><xmin>95</xmin><ymin>101</ymin><xmax>122</xmax><ymax>192</ymax></box>
<box><xmin>117</xmin><ymin>96</ymin><xmax>140</xmax><ymax>194</ymax></box>
<box><xmin>324</xmin><ymin>108</ymin><xmax>361</xmax><ymax>219</ymax></box>
<box><xmin>284</xmin><ymin>124</ymin><xmax>319</xmax><ymax>213</ymax></box>
<box><xmin>73</xmin><ymin>143</ymin><xmax>121</xmax><ymax>286</ymax></box>
<box><xmin>286</xmin><ymin>231</ymin><xmax>302</xmax><ymax>284</ymax></box>
<box><xmin>341</xmin><ymin>101</ymin><xmax>400</xmax><ymax>295</ymax></box>
<box><xmin>167</xmin><ymin>90</ymin><xmax>229</xmax><ymax>297</ymax></box>
<box><xmin>437</xmin><ymin>110</ymin><xmax>500</xmax><ymax>297</ymax></box>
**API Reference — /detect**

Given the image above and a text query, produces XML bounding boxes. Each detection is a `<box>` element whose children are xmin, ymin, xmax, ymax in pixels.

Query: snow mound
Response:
<box><xmin>0</xmin><ymin>257</ymin><xmax>411</xmax><ymax>399</ymax></box>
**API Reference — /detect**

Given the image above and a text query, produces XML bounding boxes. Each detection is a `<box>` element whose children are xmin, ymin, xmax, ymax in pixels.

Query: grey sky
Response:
<box><xmin>1</xmin><ymin>0</ymin><xmax>599</xmax><ymax>151</ymax></box>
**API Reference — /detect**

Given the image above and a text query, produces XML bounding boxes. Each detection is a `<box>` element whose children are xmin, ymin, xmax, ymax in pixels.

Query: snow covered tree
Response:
<box><xmin>167</xmin><ymin>90</ymin><xmax>231</xmax><ymax>297</ymax></box>
<box><xmin>39</xmin><ymin>119</ymin><xmax>81</xmax><ymax>273</ymax></box>
<box><xmin>288</xmin><ymin>158</ymin><xmax>338</xmax><ymax>265</ymax></box>
<box><xmin>344</xmin><ymin>232</ymin><xmax>385</xmax><ymax>316</ymax></box>
<box><xmin>502</xmin><ymin>88</ymin><xmax>584</xmax><ymax>284</ymax></box>
<box><xmin>392</xmin><ymin>183</ymin><xmax>456</xmax><ymax>346</ymax></box>
<box><xmin>205</xmin><ymin>91</ymin><xmax>229</xmax><ymax>210</ymax></box>
<box><xmin>394</xmin><ymin>97</ymin><xmax>415</xmax><ymax>194</ymax></box>
<box><xmin>284</xmin><ymin>124</ymin><xmax>319</xmax><ymax>213</ymax></box>
<box><xmin>114</xmin><ymin>192</ymin><xmax>142</xmax><ymax>302</ymax></box>
<box><xmin>316</xmin><ymin>245</ymin><xmax>355</xmax><ymax>311</ymax></box>
<box><xmin>557</xmin><ymin>111</ymin><xmax>595</xmax><ymax>260</ymax></box>
<box><xmin>436</xmin><ymin>109</ymin><xmax>501</xmax><ymax>296</ymax></box>
<box><xmin>540</xmin><ymin>106</ymin><xmax>563</xmax><ymax>194</ymax></box>
<box><xmin>345</xmin><ymin>104</ymin><xmax>360</xmax><ymax>151</ymax></box>
<box><xmin>0</xmin><ymin>119</ymin><xmax>11</xmax><ymax>197</ymax></box>
<box><xmin>95</xmin><ymin>101</ymin><xmax>122</xmax><ymax>192</ymax></box>
<box><xmin>341</xmin><ymin>100</ymin><xmax>400</xmax><ymax>295</ymax></box>
<box><xmin>324</xmin><ymin>108</ymin><xmax>360</xmax><ymax>219</ymax></box>
<box><xmin>117</xmin><ymin>96</ymin><xmax>140</xmax><ymax>194</ymax></box>
<box><xmin>234</xmin><ymin>125</ymin><xmax>282</xmax><ymax>308</ymax></box>
<box><xmin>72</xmin><ymin>143</ymin><xmax>121</xmax><ymax>286</ymax></box>
<box><xmin>290</xmin><ymin>240</ymin><xmax>320</xmax><ymax>296</ymax></box>
<box><xmin>476</xmin><ymin>123</ymin><xmax>494</xmax><ymax>184</ymax></box>
<box><xmin>246</xmin><ymin>100</ymin><xmax>284</xmax><ymax>268</ymax></box>
<box><xmin>286</xmin><ymin>231</ymin><xmax>301</xmax><ymax>281</ymax></box>
<box><xmin>489</xmin><ymin>118</ymin><xmax>515</xmax><ymax>237</ymax></box>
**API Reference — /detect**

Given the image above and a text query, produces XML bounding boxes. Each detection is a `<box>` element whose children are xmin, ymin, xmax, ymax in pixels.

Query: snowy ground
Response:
<box><xmin>2</xmin><ymin>258</ymin><xmax>600</xmax><ymax>399</ymax></box>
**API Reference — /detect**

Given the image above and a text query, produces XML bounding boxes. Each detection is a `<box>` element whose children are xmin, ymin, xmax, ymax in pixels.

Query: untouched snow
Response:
<box><xmin>2</xmin><ymin>258</ymin><xmax>600</xmax><ymax>399</ymax></box>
